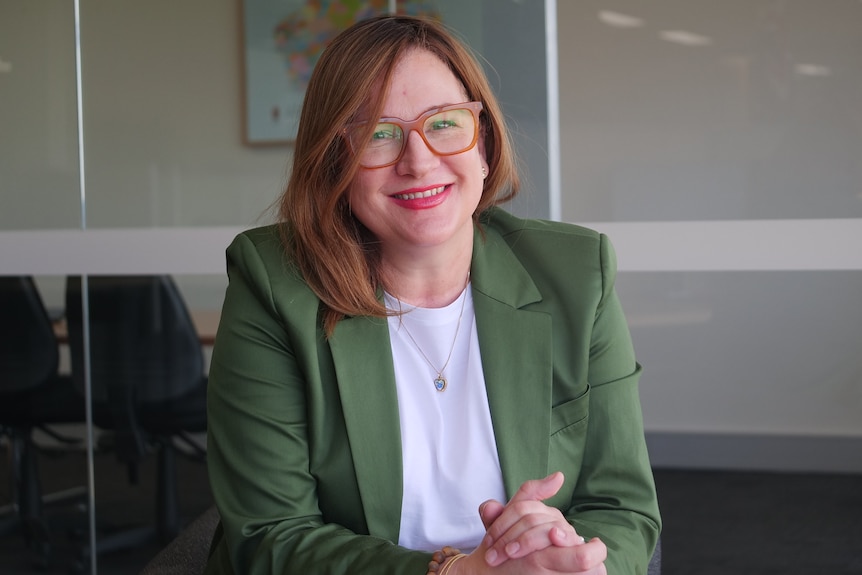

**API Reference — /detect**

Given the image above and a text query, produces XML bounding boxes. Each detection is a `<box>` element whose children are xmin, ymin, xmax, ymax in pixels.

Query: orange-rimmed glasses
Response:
<box><xmin>344</xmin><ymin>101</ymin><xmax>483</xmax><ymax>169</ymax></box>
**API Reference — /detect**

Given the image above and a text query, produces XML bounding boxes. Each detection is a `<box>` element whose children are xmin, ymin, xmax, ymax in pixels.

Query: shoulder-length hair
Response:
<box><xmin>280</xmin><ymin>15</ymin><xmax>520</xmax><ymax>336</ymax></box>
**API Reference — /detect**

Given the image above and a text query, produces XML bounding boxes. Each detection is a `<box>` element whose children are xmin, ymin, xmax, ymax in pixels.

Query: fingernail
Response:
<box><xmin>505</xmin><ymin>541</ymin><xmax>520</xmax><ymax>556</ymax></box>
<box><xmin>485</xmin><ymin>549</ymin><xmax>497</xmax><ymax>565</ymax></box>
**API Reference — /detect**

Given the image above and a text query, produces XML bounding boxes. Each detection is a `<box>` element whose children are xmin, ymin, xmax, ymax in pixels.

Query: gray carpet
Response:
<box><xmin>0</xmin><ymin>447</ymin><xmax>212</xmax><ymax>574</ymax></box>
<box><xmin>1</xmin><ymin>447</ymin><xmax>861</xmax><ymax>574</ymax></box>
<box><xmin>654</xmin><ymin>468</ymin><xmax>862</xmax><ymax>575</ymax></box>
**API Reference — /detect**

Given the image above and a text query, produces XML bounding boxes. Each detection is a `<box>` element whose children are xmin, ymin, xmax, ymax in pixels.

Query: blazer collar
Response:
<box><xmin>328</xmin><ymin>222</ymin><xmax>552</xmax><ymax>541</ymax></box>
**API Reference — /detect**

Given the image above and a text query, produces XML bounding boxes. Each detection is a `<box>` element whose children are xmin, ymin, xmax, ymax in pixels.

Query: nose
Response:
<box><xmin>395</xmin><ymin>129</ymin><xmax>439</xmax><ymax>176</ymax></box>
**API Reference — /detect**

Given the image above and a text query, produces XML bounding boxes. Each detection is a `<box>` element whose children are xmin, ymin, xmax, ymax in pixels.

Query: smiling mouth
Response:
<box><xmin>392</xmin><ymin>185</ymin><xmax>447</xmax><ymax>201</ymax></box>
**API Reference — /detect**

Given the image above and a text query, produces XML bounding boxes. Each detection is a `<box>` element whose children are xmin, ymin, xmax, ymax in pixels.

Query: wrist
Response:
<box><xmin>439</xmin><ymin>553</ymin><xmax>467</xmax><ymax>575</ymax></box>
<box><xmin>426</xmin><ymin>546</ymin><xmax>461</xmax><ymax>575</ymax></box>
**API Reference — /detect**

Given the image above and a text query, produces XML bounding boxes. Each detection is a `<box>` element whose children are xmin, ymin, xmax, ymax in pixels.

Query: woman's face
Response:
<box><xmin>347</xmin><ymin>48</ymin><xmax>488</xmax><ymax>260</ymax></box>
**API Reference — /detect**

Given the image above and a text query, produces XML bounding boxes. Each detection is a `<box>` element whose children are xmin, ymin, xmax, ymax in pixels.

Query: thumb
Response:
<box><xmin>478</xmin><ymin>499</ymin><xmax>505</xmax><ymax>530</ymax></box>
<box><xmin>509</xmin><ymin>471</ymin><xmax>565</xmax><ymax>504</ymax></box>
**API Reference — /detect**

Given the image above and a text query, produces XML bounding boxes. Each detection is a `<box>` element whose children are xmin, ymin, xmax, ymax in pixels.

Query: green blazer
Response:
<box><xmin>204</xmin><ymin>208</ymin><xmax>661</xmax><ymax>575</ymax></box>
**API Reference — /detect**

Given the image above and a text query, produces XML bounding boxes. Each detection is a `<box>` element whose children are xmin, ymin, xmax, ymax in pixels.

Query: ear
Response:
<box><xmin>478</xmin><ymin>125</ymin><xmax>490</xmax><ymax>177</ymax></box>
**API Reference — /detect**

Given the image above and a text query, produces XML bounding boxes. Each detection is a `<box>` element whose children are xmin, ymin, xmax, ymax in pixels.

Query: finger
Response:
<box><xmin>549</xmin><ymin>524</ymin><xmax>586</xmax><ymax>548</ymax></box>
<box><xmin>484</xmin><ymin>509</ymin><xmax>572</xmax><ymax>566</ymax></box>
<box><xmin>501</xmin><ymin>521</ymin><xmax>580</xmax><ymax>559</ymax></box>
<box><xmin>523</xmin><ymin>539</ymin><xmax>607</xmax><ymax>573</ymax></box>
<box><xmin>483</xmin><ymin>499</ymin><xmax>552</xmax><ymax>550</ymax></box>
<box><xmin>486</xmin><ymin>541</ymin><xmax>606</xmax><ymax>574</ymax></box>
<box><xmin>570</xmin><ymin>538</ymin><xmax>607</xmax><ymax>572</ymax></box>
<box><xmin>482</xmin><ymin>472</ymin><xmax>569</xmax><ymax>566</ymax></box>
<box><xmin>508</xmin><ymin>471</ymin><xmax>565</xmax><ymax>504</ymax></box>
<box><xmin>484</xmin><ymin>472</ymin><xmax>566</xmax><ymax>545</ymax></box>
<box><xmin>479</xmin><ymin>499</ymin><xmax>505</xmax><ymax>530</ymax></box>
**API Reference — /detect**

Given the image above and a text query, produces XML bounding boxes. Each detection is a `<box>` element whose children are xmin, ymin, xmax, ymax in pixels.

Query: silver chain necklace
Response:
<box><xmin>394</xmin><ymin>272</ymin><xmax>470</xmax><ymax>392</ymax></box>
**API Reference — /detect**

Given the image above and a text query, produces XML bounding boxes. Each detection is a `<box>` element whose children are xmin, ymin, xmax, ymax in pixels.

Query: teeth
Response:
<box><xmin>394</xmin><ymin>186</ymin><xmax>445</xmax><ymax>200</ymax></box>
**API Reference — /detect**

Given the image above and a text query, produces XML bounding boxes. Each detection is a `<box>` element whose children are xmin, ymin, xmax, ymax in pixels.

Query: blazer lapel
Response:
<box><xmin>328</xmin><ymin>314</ymin><xmax>403</xmax><ymax>542</ymax></box>
<box><xmin>471</xmin><ymin>225</ymin><xmax>553</xmax><ymax>498</ymax></box>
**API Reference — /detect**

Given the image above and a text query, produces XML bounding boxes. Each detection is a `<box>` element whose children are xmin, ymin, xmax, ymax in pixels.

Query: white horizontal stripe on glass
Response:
<box><xmin>1</xmin><ymin>219</ymin><xmax>860</xmax><ymax>275</ymax></box>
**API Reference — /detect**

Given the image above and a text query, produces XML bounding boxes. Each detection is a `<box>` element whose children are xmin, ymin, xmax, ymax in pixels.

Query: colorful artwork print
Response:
<box><xmin>275</xmin><ymin>1</ymin><xmax>437</xmax><ymax>89</ymax></box>
<box><xmin>243</xmin><ymin>0</ymin><xmax>439</xmax><ymax>145</ymax></box>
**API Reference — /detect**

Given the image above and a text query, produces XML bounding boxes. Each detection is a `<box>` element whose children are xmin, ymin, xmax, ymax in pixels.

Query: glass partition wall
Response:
<box><xmin>1</xmin><ymin>2</ymin><xmax>90</xmax><ymax>573</ymax></box>
<box><xmin>0</xmin><ymin>1</ymin><xmax>282</xmax><ymax>572</ymax></box>
<box><xmin>1</xmin><ymin>1</ymin><xmax>554</xmax><ymax>572</ymax></box>
<box><xmin>558</xmin><ymin>0</ymin><xmax>862</xmax><ymax>471</ymax></box>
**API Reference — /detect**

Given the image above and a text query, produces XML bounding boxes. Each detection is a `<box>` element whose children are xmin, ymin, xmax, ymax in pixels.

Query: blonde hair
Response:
<box><xmin>280</xmin><ymin>15</ymin><xmax>520</xmax><ymax>336</ymax></box>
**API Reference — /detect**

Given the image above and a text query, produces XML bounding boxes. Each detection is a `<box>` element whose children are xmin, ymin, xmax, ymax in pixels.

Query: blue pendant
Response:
<box><xmin>434</xmin><ymin>376</ymin><xmax>447</xmax><ymax>392</ymax></box>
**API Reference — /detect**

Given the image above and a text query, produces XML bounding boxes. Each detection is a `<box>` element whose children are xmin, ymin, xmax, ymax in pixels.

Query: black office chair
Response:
<box><xmin>65</xmin><ymin>275</ymin><xmax>207</xmax><ymax>561</ymax></box>
<box><xmin>0</xmin><ymin>276</ymin><xmax>87</xmax><ymax>566</ymax></box>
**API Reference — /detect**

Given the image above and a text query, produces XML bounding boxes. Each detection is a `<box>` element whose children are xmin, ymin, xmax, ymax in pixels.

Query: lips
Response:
<box><xmin>392</xmin><ymin>185</ymin><xmax>447</xmax><ymax>201</ymax></box>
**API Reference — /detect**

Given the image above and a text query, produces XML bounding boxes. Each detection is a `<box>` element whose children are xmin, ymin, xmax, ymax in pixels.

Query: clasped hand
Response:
<box><xmin>453</xmin><ymin>472</ymin><xmax>607</xmax><ymax>575</ymax></box>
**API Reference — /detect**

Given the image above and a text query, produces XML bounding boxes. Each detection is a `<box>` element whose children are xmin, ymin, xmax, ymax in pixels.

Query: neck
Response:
<box><xmin>381</xmin><ymin>239</ymin><xmax>473</xmax><ymax>308</ymax></box>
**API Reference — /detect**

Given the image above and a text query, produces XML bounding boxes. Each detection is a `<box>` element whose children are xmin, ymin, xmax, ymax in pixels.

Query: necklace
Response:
<box><xmin>394</xmin><ymin>272</ymin><xmax>470</xmax><ymax>392</ymax></box>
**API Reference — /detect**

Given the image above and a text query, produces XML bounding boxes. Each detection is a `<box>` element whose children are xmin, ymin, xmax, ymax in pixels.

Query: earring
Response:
<box><xmin>481</xmin><ymin>167</ymin><xmax>487</xmax><ymax>178</ymax></box>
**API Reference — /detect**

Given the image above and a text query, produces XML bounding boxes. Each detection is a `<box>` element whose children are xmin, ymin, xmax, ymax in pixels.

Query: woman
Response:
<box><xmin>205</xmin><ymin>15</ymin><xmax>660</xmax><ymax>575</ymax></box>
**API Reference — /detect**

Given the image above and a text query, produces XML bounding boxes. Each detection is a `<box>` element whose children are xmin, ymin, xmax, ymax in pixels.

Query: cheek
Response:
<box><xmin>345</xmin><ymin>173</ymin><xmax>383</xmax><ymax>230</ymax></box>
<box><xmin>347</xmin><ymin>172</ymin><xmax>374</xmax><ymax>207</ymax></box>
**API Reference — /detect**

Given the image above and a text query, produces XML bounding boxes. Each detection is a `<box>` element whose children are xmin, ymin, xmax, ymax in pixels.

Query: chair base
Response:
<box><xmin>1</xmin><ymin>432</ymin><xmax>88</xmax><ymax>569</ymax></box>
<box><xmin>70</xmin><ymin>440</ymin><xmax>193</xmax><ymax>572</ymax></box>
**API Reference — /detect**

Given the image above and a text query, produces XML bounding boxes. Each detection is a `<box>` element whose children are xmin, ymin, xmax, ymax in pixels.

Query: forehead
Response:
<box><xmin>368</xmin><ymin>48</ymin><xmax>469</xmax><ymax>120</ymax></box>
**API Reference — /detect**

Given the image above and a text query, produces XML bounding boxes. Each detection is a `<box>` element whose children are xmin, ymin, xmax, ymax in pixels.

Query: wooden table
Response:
<box><xmin>53</xmin><ymin>309</ymin><xmax>221</xmax><ymax>346</ymax></box>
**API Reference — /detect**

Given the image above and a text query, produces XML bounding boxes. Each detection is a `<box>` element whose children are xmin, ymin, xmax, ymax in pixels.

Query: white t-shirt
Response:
<box><xmin>384</xmin><ymin>286</ymin><xmax>507</xmax><ymax>552</ymax></box>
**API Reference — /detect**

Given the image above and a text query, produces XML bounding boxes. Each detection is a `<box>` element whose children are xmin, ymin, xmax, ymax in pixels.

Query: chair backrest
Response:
<box><xmin>648</xmin><ymin>536</ymin><xmax>662</xmax><ymax>575</ymax></box>
<box><xmin>65</xmin><ymin>275</ymin><xmax>204</xmax><ymax>404</ymax></box>
<box><xmin>138</xmin><ymin>505</ymin><xmax>219</xmax><ymax>575</ymax></box>
<box><xmin>66</xmin><ymin>275</ymin><xmax>205</xmax><ymax>475</ymax></box>
<box><xmin>0</xmin><ymin>276</ymin><xmax>59</xmax><ymax>393</ymax></box>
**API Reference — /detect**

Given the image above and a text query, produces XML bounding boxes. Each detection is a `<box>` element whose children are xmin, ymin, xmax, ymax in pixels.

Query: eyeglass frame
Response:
<box><xmin>343</xmin><ymin>101</ymin><xmax>484</xmax><ymax>169</ymax></box>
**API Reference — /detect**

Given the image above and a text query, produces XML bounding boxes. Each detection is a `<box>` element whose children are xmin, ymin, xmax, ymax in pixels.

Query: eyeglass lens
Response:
<box><xmin>350</xmin><ymin>106</ymin><xmax>478</xmax><ymax>168</ymax></box>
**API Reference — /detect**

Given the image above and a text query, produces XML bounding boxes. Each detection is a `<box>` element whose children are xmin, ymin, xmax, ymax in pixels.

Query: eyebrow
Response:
<box><xmin>376</xmin><ymin>102</ymin><xmax>468</xmax><ymax>122</ymax></box>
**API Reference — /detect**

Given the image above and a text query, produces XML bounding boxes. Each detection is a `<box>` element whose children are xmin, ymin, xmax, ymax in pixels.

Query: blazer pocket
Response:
<box><xmin>550</xmin><ymin>385</ymin><xmax>590</xmax><ymax>436</ymax></box>
<box><xmin>546</xmin><ymin>386</ymin><xmax>591</xmax><ymax>508</ymax></box>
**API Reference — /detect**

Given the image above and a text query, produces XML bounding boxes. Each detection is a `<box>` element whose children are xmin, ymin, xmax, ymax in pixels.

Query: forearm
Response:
<box><xmin>207</xmin><ymin>235</ymin><xmax>431</xmax><ymax>574</ymax></box>
<box><xmin>565</xmin><ymin>372</ymin><xmax>661</xmax><ymax>575</ymax></box>
<box><xmin>207</xmin><ymin>340</ymin><xmax>432</xmax><ymax>575</ymax></box>
<box><xmin>568</xmin><ymin>511</ymin><xmax>658</xmax><ymax>575</ymax></box>
<box><xmin>564</xmin><ymin>234</ymin><xmax>661</xmax><ymax>573</ymax></box>
<box><xmin>207</xmin><ymin>514</ymin><xmax>429</xmax><ymax>575</ymax></box>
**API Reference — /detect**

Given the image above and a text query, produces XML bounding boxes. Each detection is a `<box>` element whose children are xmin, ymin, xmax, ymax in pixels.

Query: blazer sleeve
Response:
<box><xmin>565</xmin><ymin>233</ymin><xmax>662</xmax><ymax>575</ymax></box>
<box><xmin>204</xmin><ymin>232</ymin><xmax>429</xmax><ymax>575</ymax></box>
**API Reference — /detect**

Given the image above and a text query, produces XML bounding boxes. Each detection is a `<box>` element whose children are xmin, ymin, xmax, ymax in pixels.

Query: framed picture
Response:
<box><xmin>240</xmin><ymin>0</ymin><xmax>440</xmax><ymax>146</ymax></box>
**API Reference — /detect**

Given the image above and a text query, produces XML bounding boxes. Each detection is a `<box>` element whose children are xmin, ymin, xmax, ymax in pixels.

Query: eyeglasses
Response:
<box><xmin>344</xmin><ymin>101</ymin><xmax>483</xmax><ymax>169</ymax></box>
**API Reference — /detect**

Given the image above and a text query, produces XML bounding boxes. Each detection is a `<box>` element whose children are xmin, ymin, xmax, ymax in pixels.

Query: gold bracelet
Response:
<box><xmin>439</xmin><ymin>553</ymin><xmax>467</xmax><ymax>575</ymax></box>
<box><xmin>427</xmin><ymin>547</ymin><xmax>461</xmax><ymax>575</ymax></box>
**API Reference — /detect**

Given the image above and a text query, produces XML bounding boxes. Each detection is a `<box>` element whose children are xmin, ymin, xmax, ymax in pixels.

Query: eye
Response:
<box><xmin>426</xmin><ymin>109</ymin><xmax>472</xmax><ymax>133</ymax></box>
<box><xmin>429</xmin><ymin>118</ymin><xmax>458</xmax><ymax>130</ymax></box>
<box><xmin>370</xmin><ymin>123</ymin><xmax>401</xmax><ymax>142</ymax></box>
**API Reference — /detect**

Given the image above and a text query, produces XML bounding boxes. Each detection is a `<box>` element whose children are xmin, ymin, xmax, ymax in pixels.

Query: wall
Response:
<box><xmin>557</xmin><ymin>0</ymin><xmax>862</xmax><ymax>471</ymax></box>
<box><xmin>1</xmin><ymin>1</ymin><xmax>288</xmax><ymax>231</ymax></box>
<box><xmin>1</xmin><ymin>0</ymin><xmax>550</xmax><ymax>306</ymax></box>
<box><xmin>3</xmin><ymin>1</ymin><xmax>861</xmax><ymax>472</ymax></box>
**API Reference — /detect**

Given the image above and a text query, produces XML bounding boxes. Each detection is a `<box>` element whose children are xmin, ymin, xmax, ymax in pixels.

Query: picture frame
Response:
<box><xmin>239</xmin><ymin>0</ymin><xmax>441</xmax><ymax>146</ymax></box>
